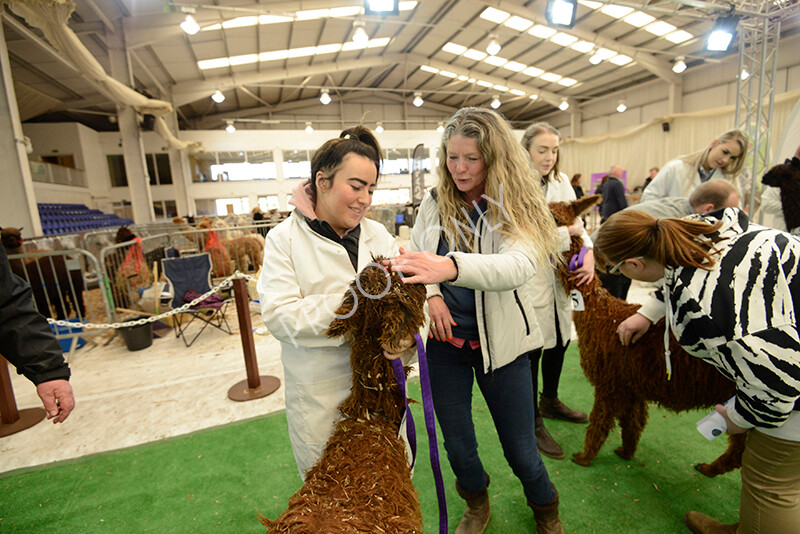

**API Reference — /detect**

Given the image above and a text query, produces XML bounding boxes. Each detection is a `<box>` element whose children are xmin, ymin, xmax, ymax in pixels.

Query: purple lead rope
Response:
<box><xmin>391</xmin><ymin>334</ymin><xmax>448</xmax><ymax>534</ymax></box>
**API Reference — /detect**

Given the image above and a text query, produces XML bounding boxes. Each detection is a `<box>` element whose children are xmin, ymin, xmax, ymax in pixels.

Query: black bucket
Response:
<box><xmin>119</xmin><ymin>318</ymin><xmax>153</xmax><ymax>351</ymax></box>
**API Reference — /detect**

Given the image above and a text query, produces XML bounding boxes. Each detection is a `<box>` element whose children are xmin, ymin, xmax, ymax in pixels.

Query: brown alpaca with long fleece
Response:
<box><xmin>260</xmin><ymin>260</ymin><xmax>427</xmax><ymax>533</ymax></box>
<box><xmin>550</xmin><ymin>196</ymin><xmax>744</xmax><ymax>476</ymax></box>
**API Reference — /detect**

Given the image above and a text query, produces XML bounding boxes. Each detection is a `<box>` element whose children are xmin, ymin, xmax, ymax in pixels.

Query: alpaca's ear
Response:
<box><xmin>573</xmin><ymin>194</ymin><xmax>601</xmax><ymax>217</ymax></box>
<box><xmin>325</xmin><ymin>287</ymin><xmax>359</xmax><ymax>340</ymax></box>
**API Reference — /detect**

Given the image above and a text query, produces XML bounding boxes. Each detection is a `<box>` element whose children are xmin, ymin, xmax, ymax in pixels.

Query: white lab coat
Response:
<box><xmin>257</xmin><ymin>211</ymin><xmax>399</xmax><ymax>475</ymax></box>
<box><xmin>411</xmin><ymin>192</ymin><xmax>544</xmax><ymax>372</ymax></box>
<box><xmin>529</xmin><ymin>172</ymin><xmax>593</xmax><ymax>349</ymax></box>
<box><xmin>640</xmin><ymin>159</ymin><xmax>726</xmax><ymax>202</ymax></box>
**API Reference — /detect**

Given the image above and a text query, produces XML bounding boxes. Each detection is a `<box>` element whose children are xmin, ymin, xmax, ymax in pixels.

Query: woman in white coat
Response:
<box><xmin>520</xmin><ymin>122</ymin><xmax>594</xmax><ymax>460</ymax></box>
<box><xmin>640</xmin><ymin>129</ymin><xmax>748</xmax><ymax>203</ymax></box>
<box><xmin>386</xmin><ymin>108</ymin><xmax>565</xmax><ymax>534</ymax></box>
<box><xmin>257</xmin><ymin>126</ymin><xmax>413</xmax><ymax>478</ymax></box>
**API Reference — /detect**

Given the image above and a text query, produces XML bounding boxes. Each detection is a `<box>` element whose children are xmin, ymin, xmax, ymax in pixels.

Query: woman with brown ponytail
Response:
<box><xmin>257</xmin><ymin>126</ymin><xmax>416</xmax><ymax>478</ymax></box>
<box><xmin>594</xmin><ymin>208</ymin><xmax>800</xmax><ymax>534</ymax></box>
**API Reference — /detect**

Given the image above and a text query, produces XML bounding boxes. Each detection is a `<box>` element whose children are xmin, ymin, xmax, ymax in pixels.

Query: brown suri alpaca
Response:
<box><xmin>1</xmin><ymin>226</ymin><xmax>85</xmax><ymax>319</ymax></box>
<box><xmin>196</xmin><ymin>218</ymin><xmax>233</xmax><ymax>278</ymax></box>
<box><xmin>260</xmin><ymin>260</ymin><xmax>427</xmax><ymax>534</ymax></box>
<box><xmin>762</xmin><ymin>157</ymin><xmax>800</xmax><ymax>232</ymax></box>
<box><xmin>221</xmin><ymin>235</ymin><xmax>264</xmax><ymax>273</ymax></box>
<box><xmin>104</xmin><ymin>226</ymin><xmax>153</xmax><ymax>309</ymax></box>
<box><xmin>549</xmin><ymin>195</ymin><xmax>745</xmax><ymax>477</ymax></box>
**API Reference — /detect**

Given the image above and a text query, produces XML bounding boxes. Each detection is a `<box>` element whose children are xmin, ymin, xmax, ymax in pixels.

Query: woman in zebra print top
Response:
<box><xmin>594</xmin><ymin>207</ymin><xmax>800</xmax><ymax>534</ymax></box>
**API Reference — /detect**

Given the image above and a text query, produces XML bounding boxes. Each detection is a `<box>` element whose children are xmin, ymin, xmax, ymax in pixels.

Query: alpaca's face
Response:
<box><xmin>327</xmin><ymin>260</ymin><xmax>427</xmax><ymax>350</ymax></box>
<box><xmin>1</xmin><ymin>228</ymin><xmax>23</xmax><ymax>250</ymax></box>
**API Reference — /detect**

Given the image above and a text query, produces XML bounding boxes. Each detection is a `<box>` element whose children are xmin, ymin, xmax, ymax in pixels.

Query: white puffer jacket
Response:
<box><xmin>411</xmin><ymin>191</ymin><xmax>544</xmax><ymax>373</ymax></box>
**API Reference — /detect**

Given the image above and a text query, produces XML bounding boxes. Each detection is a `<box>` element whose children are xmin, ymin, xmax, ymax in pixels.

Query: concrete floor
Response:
<box><xmin>0</xmin><ymin>278</ymin><xmax>656</xmax><ymax>475</ymax></box>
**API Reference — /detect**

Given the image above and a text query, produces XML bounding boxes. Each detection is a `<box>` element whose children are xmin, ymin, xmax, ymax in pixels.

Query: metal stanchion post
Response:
<box><xmin>227</xmin><ymin>277</ymin><xmax>280</xmax><ymax>401</ymax></box>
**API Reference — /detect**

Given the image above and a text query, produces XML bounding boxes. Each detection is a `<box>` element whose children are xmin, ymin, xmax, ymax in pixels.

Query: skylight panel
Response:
<box><xmin>622</xmin><ymin>11</ymin><xmax>655</xmax><ymax>27</ymax></box>
<box><xmin>484</xmin><ymin>56</ymin><xmax>508</xmax><ymax>67</ymax></box>
<box><xmin>570</xmin><ymin>40</ymin><xmax>595</xmax><ymax>53</ymax></box>
<box><xmin>457</xmin><ymin>75</ymin><xmax>469</xmax><ymax>81</ymax></box>
<box><xmin>442</xmin><ymin>42</ymin><xmax>467</xmax><ymax>55</ymax></box>
<box><xmin>463</xmin><ymin>49</ymin><xmax>488</xmax><ymax>61</ymax></box>
<box><xmin>229</xmin><ymin>53</ymin><xmax>259</xmax><ymax>65</ymax></box>
<box><xmin>665</xmin><ymin>29</ymin><xmax>693</xmax><ymax>43</ymax></box>
<box><xmin>558</xmin><ymin>77</ymin><xmax>577</xmax><ymax>86</ymax></box>
<box><xmin>420</xmin><ymin>65</ymin><xmax>439</xmax><ymax>73</ymax></box>
<box><xmin>315</xmin><ymin>43</ymin><xmax>343</xmax><ymax>55</ymax></box>
<box><xmin>593</xmin><ymin>47</ymin><xmax>617</xmax><ymax>60</ymax></box>
<box><xmin>644</xmin><ymin>21</ymin><xmax>677</xmax><ymax>36</ymax></box>
<box><xmin>259</xmin><ymin>15</ymin><xmax>293</xmax><ymax>25</ymax></box>
<box><xmin>510</xmin><ymin>89</ymin><xmax>526</xmax><ymax>96</ymax></box>
<box><xmin>367</xmin><ymin>37</ymin><xmax>390</xmax><ymax>48</ymax></box>
<box><xmin>540</xmin><ymin>72</ymin><xmax>562</xmax><ymax>82</ymax></box>
<box><xmin>522</xmin><ymin>66</ymin><xmax>544</xmax><ymax>77</ymax></box>
<box><xmin>258</xmin><ymin>50</ymin><xmax>289</xmax><ymax>61</ymax></box>
<box><xmin>296</xmin><ymin>9</ymin><xmax>329</xmax><ymax>20</ymax></box>
<box><xmin>480</xmin><ymin>7</ymin><xmax>510</xmax><ymax>23</ymax></box>
<box><xmin>609</xmin><ymin>54</ymin><xmax>633</xmax><ymax>65</ymax></box>
<box><xmin>600</xmin><ymin>5</ymin><xmax>634</xmax><ymax>18</ymax></box>
<box><xmin>198</xmin><ymin>57</ymin><xmax>231</xmax><ymax>70</ymax></box>
<box><xmin>399</xmin><ymin>2</ymin><xmax>418</xmax><ymax>10</ymax></box>
<box><xmin>222</xmin><ymin>16</ymin><xmax>259</xmax><ymax>29</ymax></box>
<box><xmin>287</xmin><ymin>46</ymin><xmax>316</xmax><ymax>58</ymax></box>
<box><xmin>578</xmin><ymin>0</ymin><xmax>602</xmax><ymax>8</ymax></box>
<box><xmin>439</xmin><ymin>70</ymin><xmax>457</xmax><ymax>78</ymax></box>
<box><xmin>476</xmin><ymin>80</ymin><xmax>494</xmax><ymax>87</ymax></box>
<box><xmin>529</xmin><ymin>25</ymin><xmax>557</xmax><ymax>39</ymax></box>
<box><xmin>503</xmin><ymin>61</ymin><xmax>527</xmax><ymax>72</ymax></box>
<box><xmin>504</xmin><ymin>16</ymin><xmax>534</xmax><ymax>31</ymax></box>
<box><xmin>329</xmin><ymin>6</ymin><xmax>362</xmax><ymax>17</ymax></box>
<box><xmin>551</xmin><ymin>32</ymin><xmax>579</xmax><ymax>46</ymax></box>
<box><xmin>493</xmin><ymin>85</ymin><xmax>509</xmax><ymax>91</ymax></box>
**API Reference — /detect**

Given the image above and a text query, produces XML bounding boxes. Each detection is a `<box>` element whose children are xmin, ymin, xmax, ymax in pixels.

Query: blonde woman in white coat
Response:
<box><xmin>521</xmin><ymin>122</ymin><xmax>594</xmax><ymax>460</ymax></box>
<box><xmin>257</xmin><ymin>126</ymin><xmax>414</xmax><ymax>478</ymax></box>
<box><xmin>385</xmin><ymin>108</ymin><xmax>566</xmax><ymax>534</ymax></box>
<box><xmin>640</xmin><ymin>129</ymin><xmax>748</xmax><ymax>203</ymax></box>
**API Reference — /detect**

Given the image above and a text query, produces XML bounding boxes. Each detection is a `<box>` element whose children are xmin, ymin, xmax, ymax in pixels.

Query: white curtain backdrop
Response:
<box><xmin>560</xmin><ymin>88</ymin><xmax>800</xmax><ymax>206</ymax></box>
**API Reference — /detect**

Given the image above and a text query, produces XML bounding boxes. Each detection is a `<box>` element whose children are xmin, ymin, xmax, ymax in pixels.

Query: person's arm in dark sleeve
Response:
<box><xmin>0</xmin><ymin>246</ymin><xmax>70</xmax><ymax>385</ymax></box>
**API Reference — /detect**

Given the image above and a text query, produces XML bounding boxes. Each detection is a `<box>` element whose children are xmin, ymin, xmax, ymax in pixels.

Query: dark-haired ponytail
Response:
<box><xmin>310</xmin><ymin>125</ymin><xmax>383</xmax><ymax>196</ymax></box>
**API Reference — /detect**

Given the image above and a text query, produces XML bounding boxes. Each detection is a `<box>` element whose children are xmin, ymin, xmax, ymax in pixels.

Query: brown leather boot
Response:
<box><xmin>540</xmin><ymin>394</ymin><xmax>589</xmax><ymax>423</ymax></box>
<box><xmin>535</xmin><ymin>417</ymin><xmax>565</xmax><ymax>459</ymax></box>
<box><xmin>455</xmin><ymin>473</ymin><xmax>491</xmax><ymax>534</ymax></box>
<box><xmin>683</xmin><ymin>511</ymin><xmax>739</xmax><ymax>533</ymax></box>
<box><xmin>528</xmin><ymin>485</ymin><xmax>564</xmax><ymax>534</ymax></box>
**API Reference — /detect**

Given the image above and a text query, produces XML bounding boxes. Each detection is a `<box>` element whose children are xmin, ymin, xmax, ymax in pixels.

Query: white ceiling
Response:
<box><xmin>5</xmin><ymin>0</ymin><xmax>799</xmax><ymax>132</ymax></box>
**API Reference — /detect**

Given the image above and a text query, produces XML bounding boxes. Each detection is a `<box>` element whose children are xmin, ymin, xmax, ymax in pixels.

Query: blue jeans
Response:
<box><xmin>426</xmin><ymin>338</ymin><xmax>555</xmax><ymax>505</ymax></box>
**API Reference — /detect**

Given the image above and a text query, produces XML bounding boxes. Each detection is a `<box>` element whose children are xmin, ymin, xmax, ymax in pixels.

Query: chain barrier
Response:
<box><xmin>47</xmin><ymin>271</ymin><xmax>260</xmax><ymax>330</ymax></box>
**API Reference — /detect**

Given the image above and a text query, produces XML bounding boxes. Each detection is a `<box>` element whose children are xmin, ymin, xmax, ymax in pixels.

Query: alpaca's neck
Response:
<box><xmin>779</xmin><ymin>182</ymin><xmax>800</xmax><ymax>231</ymax></box>
<box><xmin>340</xmin><ymin>342</ymin><xmax>405</xmax><ymax>426</ymax></box>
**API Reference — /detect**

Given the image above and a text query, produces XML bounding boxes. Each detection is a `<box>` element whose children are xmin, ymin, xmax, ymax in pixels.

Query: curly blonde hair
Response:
<box><xmin>435</xmin><ymin>107</ymin><xmax>559</xmax><ymax>266</ymax></box>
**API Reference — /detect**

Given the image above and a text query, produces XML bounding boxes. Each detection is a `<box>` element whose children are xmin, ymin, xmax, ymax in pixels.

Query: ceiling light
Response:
<box><xmin>706</xmin><ymin>16</ymin><xmax>738</xmax><ymax>52</ymax></box>
<box><xmin>364</xmin><ymin>0</ymin><xmax>399</xmax><ymax>16</ymax></box>
<box><xmin>480</xmin><ymin>7</ymin><xmax>510</xmax><ymax>24</ymax></box>
<box><xmin>672</xmin><ymin>56</ymin><xmax>687</xmax><ymax>73</ymax></box>
<box><xmin>436</xmin><ymin>122</ymin><xmax>445</xmax><ymax>134</ymax></box>
<box><xmin>225</xmin><ymin>121</ymin><xmax>236</xmax><ymax>134</ymax></box>
<box><xmin>529</xmin><ymin>93</ymin><xmax>539</xmax><ymax>100</ymax></box>
<box><xmin>546</xmin><ymin>0</ymin><xmax>578</xmax><ymax>28</ymax></box>
<box><xmin>305</xmin><ymin>122</ymin><xmax>314</xmax><ymax>134</ymax></box>
<box><xmin>616</xmin><ymin>100</ymin><xmax>627</xmax><ymax>113</ymax></box>
<box><xmin>559</xmin><ymin>98</ymin><xmax>570</xmax><ymax>111</ymax></box>
<box><xmin>351</xmin><ymin>21</ymin><xmax>369</xmax><ymax>44</ymax></box>
<box><xmin>375</xmin><ymin>122</ymin><xmax>384</xmax><ymax>133</ymax></box>
<box><xmin>180</xmin><ymin>14</ymin><xmax>200</xmax><ymax>35</ymax></box>
<box><xmin>442</xmin><ymin>42</ymin><xmax>467</xmax><ymax>55</ymax></box>
<box><xmin>490</xmin><ymin>96</ymin><xmax>501</xmax><ymax>109</ymax></box>
<box><xmin>486</xmin><ymin>34</ymin><xmax>502</xmax><ymax>56</ymax></box>
<box><xmin>412</xmin><ymin>92</ymin><xmax>424</xmax><ymax>107</ymax></box>
<box><xmin>320</xmin><ymin>88</ymin><xmax>331</xmax><ymax>105</ymax></box>
<box><xmin>211</xmin><ymin>90</ymin><xmax>225</xmax><ymax>103</ymax></box>
<box><xmin>740</xmin><ymin>68</ymin><xmax>750</xmax><ymax>80</ymax></box>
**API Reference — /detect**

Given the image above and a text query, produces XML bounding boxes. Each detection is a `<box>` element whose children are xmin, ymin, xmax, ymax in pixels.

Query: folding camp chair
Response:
<box><xmin>162</xmin><ymin>253</ymin><xmax>232</xmax><ymax>347</ymax></box>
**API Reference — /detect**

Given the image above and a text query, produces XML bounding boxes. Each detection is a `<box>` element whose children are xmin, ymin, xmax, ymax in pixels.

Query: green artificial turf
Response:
<box><xmin>0</xmin><ymin>345</ymin><xmax>739</xmax><ymax>533</ymax></box>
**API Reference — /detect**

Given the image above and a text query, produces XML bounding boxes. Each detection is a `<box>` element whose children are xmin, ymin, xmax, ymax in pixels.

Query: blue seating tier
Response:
<box><xmin>37</xmin><ymin>203</ymin><xmax>134</xmax><ymax>236</ymax></box>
